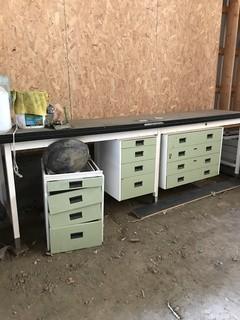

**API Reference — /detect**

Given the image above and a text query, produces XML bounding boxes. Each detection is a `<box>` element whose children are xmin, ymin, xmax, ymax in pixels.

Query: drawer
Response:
<box><xmin>122</xmin><ymin>145</ymin><xmax>156</xmax><ymax>164</ymax></box>
<box><xmin>49</xmin><ymin>220</ymin><xmax>103</xmax><ymax>254</ymax></box>
<box><xmin>121</xmin><ymin>159</ymin><xmax>155</xmax><ymax>178</ymax></box>
<box><xmin>121</xmin><ymin>173</ymin><xmax>154</xmax><ymax>200</ymax></box>
<box><xmin>166</xmin><ymin>165</ymin><xmax>219</xmax><ymax>189</ymax></box>
<box><xmin>167</xmin><ymin>153</ymin><xmax>220</xmax><ymax>175</ymax></box>
<box><xmin>47</xmin><ymin>176</ymin><xmax>102</xmax><ymax>193</ymax></box>
<box><xmin>48</xmin><ymin>187</ymin><xmax>102</xmax><ymax>214</ymax></box>
<box><xmin>121</xmin><ymin>137</ymin><xmax>156</xmax><ymax>149</ymax></box>
<box><xmin>168</xmin><ymin>141</ymin><xmax>221</xmax><ymax>162</ymax></box>
<box><xmin>199</xmin><ymin>165</ymin><xmax>219</xmax><ymax>180</ymax></box>
<box><xmin>49</xmin><ymin>203</ymin><xmax>102</xmax><ymax>228</ymax></box>
<box><xmin>167</xmin><ymin>128</ymin><xmax>222</xmax><ymax>150</ymax></box>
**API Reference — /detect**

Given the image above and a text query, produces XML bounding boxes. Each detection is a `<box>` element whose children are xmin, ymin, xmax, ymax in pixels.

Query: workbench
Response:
<box><xmin>1</xmin><ymin>110</ymin><xmax>240</xmax><ymax>248</ymax></box>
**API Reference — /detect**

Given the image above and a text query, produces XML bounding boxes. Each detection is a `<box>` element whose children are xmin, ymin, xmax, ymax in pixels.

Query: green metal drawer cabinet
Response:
<box><xmin>42</xmin><ymin>160</ymin><xmax>104</xmax><ymax>254</ymax></box>
<box><xmin>160</xmin><ymin>128</ymin><xmax>223</xmax><ymax>189</ymax></box>
<box><xmin>95</xmin><ymin>136</ymin><xmax>157</xmax><ymax>201</ymax></box>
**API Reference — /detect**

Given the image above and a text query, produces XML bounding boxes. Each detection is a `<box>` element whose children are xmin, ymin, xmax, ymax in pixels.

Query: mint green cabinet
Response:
<box><xmin>120</xmin><ymin>137</ymin><xmax>156</xmax><ymax>199</ymax></box>
<box><xmin>160</xmin><ymin>128</ymin><xmax>223</xmax><ymax>189</ymax></box>
<box><xmin>43</xmin><ymin>160</ymin><xmax>104</xmax><ymax>254</ymax></box>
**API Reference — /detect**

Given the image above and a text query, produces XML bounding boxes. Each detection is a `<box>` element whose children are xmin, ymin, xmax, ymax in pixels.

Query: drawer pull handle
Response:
<box><xmin>134</xmin><ymin>181</ymin><xmax>143</xmax><ymax>188</ymax></box>
<box><xmin>206</xmin><ymin>146</ymin><xmax>212</xmax><ymax>151</ymax></box>
<box><xmin>135</xmin><ymin>151</ymin><xmax>144</xmax><ymax>157</ymax></box>
<box><xmin>69</xmin><ymin>212</ymin><xmax>83</xmax><ymax>220</ymax></box>
<box><xmin>178</xmin><ymin>164</ymin><xmax>185</xmax><ymax>170</ymax></box>
<box><xmin>179</xmin><ymin>138</ymin><xmax>186</xmax><ymax>143</ymax></box>
<box><xmin>71</xmin><ymin>232</ymin><xmax>83</xmax><ymax>239</ymax></box>
<box><xmin>205</xmin><ymin>158</ymin><xmax>211</xmax><ymax>163</ymax></box>
<box><xmin>69</xmin><ymin>181</ymin><xmax>83</xmax><ymax>188</ymax></box>
<box><xmin>207</xmin><ymin>134</ymin><xmax>213</xmax><ymax>139</ymax></box>
<box><xmin>178</xmin><ymin>176</ymin><xmax>184</xmax><ymax>182</ymax></box>
<box><xmin>136</xmin><ymin>140</ymin><xmax>144</xmax><ymax>146</ymax></box>
<box><xmin>178</xmin><ymin>151</ymin><xmax>185</xmax><ymax>157</ymax></box>
<box><xmin>135</xmin><ymin>165</ymin><xmax>143</xmax><ymax>172</ymax></box>
<box><xmin>204</xmin><ymin>170</ymin><xmax>210</xmax><ymax>175</ymax></box>
<box><xmin>69</xmin><ymin>195</ymin><xmax>83</xmax><ymax>204</ymax></box>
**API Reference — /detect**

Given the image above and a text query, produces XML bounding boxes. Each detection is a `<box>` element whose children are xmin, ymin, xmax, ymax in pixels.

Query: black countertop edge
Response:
<box><xmin>1</xmin><ymin>113</ymin><xmax>240</xmax><ymax>144</ymax></box>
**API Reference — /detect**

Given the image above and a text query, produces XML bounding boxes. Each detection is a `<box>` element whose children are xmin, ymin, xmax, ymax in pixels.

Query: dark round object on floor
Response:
<box><xmin>43</xmin><ymin>138</ymin><xmax>90</xmax><ymax>173</ymax></box>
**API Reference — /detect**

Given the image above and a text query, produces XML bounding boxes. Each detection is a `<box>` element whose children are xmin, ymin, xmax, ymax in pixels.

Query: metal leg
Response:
<box><xmin>3</xmin><ymin>144</ymin><xmax>21</xmax><ymax>246</ymax></box>
<box><xmin>153</xmin><ymin>132</ymin><xmax>161</xmax><ymax>202</ymax></box>
<box><xmin>235</xmin><ymin>128</ymin><xmax>240</xmax><ymax>175</ymax></box>
<box><xmin>0</xmin><ymin>146</ymin><xmax>7</xmax><ymax>207</ymax></box>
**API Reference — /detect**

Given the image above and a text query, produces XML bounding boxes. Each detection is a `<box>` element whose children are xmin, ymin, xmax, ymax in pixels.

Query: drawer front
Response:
<box><xmin>47</xmin><ymin>177</ymin><xmax>102</xmax><ymax>193</ymax></box>
<box><xmin>167</xmin><ymin>153</ymin><xmax>220</xmax><ymax>175</ymax></box>
<box><xmin>121</xmin><ymin>159</ymin><xmax>155</xmax><ymax>178</ymax></box>
<box><xmin>49</xmin><ymin>203</ymin><xmax>102</xmax><ymax>228</ymax></box>
<box><xmin>168</xmin><ymin>141</ymin><xmax>221</xmax><ymax>163</ymax></box>
<box><xmin>167</xmin><ymin>128</ymin><xmax>222</xmax><ymax>150</ymax></box>
<box><xmin>49</xmin><ymin>220</ymin><xmax>103</xmax><ymax>254</ymax></box>
<box><xmin>199</xmin><ymin>165</ymin><xmax>219</xmax><ymax>180</ymax></box>
<box><xmin>122</xmin><ymin>137</ymin><xmax>156</xmax><ymax>149</ymax></box>
<box><xmin>121</xmin><ymin>173</ymin><xmax>154</xmax><ymax>200</ymax></box>
<box><xmin>48</xmin><ymin>187</ymin><xmax>102</xmax><ymax>214</ymax></box>
<box><xmin>122</xmin><ymin>145</ymin><xmax>156</xmax><ymax>164</ymax></box>
<box><xmin>166</xmin><ymin>165</ymin><xmax>219</xmax><ymax>189</ymax></box>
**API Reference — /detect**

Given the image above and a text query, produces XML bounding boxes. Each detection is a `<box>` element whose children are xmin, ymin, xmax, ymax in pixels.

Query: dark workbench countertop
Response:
<box><xmin>1</xmin><ymin>110</ymin><xmax>240</xmax><ymax>144</ymax></box>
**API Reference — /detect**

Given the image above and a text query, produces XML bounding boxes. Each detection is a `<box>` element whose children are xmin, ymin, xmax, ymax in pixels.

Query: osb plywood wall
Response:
<box><xmin>0</xmin><ymin>0</ymin><xmax>222</xmax><ymax>119</ymax></box>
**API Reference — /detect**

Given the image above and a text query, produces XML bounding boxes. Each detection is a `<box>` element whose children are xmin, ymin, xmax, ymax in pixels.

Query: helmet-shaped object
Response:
<box><xmin>43</xmin><ymin>139</ymin><xmax>90</xmax><ymax>174</ymax></box>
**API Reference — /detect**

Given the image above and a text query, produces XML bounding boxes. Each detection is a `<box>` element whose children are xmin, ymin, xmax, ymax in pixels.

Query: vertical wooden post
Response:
<box><xmin>219</xmin><ymin>0</ymin><xmax>240</xmax><ymax>110</ymax></box>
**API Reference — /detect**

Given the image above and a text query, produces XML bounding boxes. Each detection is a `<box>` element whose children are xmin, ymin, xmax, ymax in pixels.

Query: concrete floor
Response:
<box><xmin>0</xmin><ymin>188</ymin><xmax>240</xmax><ymax>320</ymax></box>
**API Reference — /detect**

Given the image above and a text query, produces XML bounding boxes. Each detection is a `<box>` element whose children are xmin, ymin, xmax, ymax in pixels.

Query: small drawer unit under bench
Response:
<box><xmin>160</xmin><ymin>128</ymin><xmax>223</xmax><ymax>189</ymax></box>
<box><xmin>94</xmin><ymin>136</ymin><xmax>157</xmax><ymax>201</ymax></box>
<box><xmin>42</xmin><ymin>160</ymin><xmax>104</xmax><ymax>254</ymax></box>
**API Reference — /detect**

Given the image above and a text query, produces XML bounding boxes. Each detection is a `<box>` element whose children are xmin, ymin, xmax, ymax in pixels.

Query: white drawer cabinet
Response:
<box><xmin>42</xmin><ymin>160</ymin><xmax>104</xmax><ymax>254</ymax></box>
<box><xmin>94</xmin><ymin>136</ymin><xmax>157</xmax><ymax>201</ymax></box>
